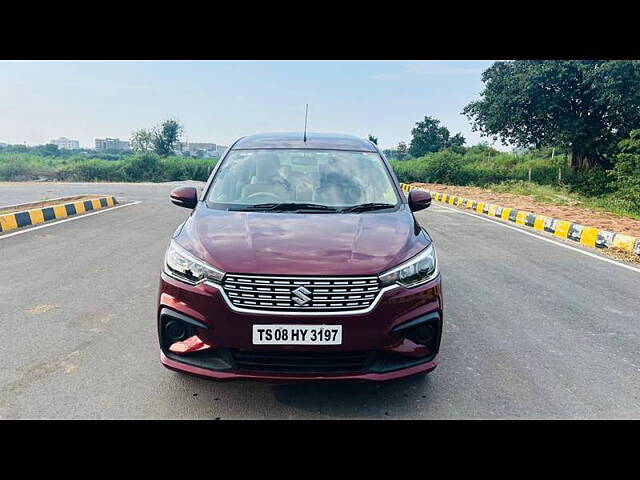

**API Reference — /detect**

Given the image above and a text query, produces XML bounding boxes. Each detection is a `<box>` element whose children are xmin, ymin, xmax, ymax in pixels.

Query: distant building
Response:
<box><xmin>51</xmin><ymin>137</ymin><xmax>80</xmax><ymax>150</ymax></box>
<box><xmin>176</xmin><ymin>142</ymin><xmax>221</xmax><ymax>157</ymax></box>
<box><xmin>216</xmin><ymin>145</ymin><xmax>228</xmax><ymax>156</ymax></box>
<box><xmin>95</xmin><ymin>138</ymin><xmax>130</xmax><ymax>152</ymax></box>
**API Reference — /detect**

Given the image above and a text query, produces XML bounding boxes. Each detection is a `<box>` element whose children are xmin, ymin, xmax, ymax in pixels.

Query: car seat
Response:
<box><xmin>240</xmin><ymin>153</ymin><xmax>289</xmax><ymax>200</ymax></box>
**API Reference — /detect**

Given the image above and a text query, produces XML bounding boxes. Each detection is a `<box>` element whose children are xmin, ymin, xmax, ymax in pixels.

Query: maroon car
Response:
<box><xmin>158</xmin><ymin>132</ymin><xmax>442</xmax><ymax>382</ymax></box>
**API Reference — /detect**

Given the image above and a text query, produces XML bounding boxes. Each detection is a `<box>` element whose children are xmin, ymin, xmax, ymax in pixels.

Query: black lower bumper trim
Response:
<box><xmin>161</xmin><ymin>310</ymin><xmax>442</xmax><ymax>376</ymax></box>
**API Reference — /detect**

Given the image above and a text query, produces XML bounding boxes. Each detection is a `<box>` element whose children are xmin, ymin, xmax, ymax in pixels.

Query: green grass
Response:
<box><xmin>485</xmin><ymin>181</ymin><xmax>576</xmax><ymax>204</ymax></box>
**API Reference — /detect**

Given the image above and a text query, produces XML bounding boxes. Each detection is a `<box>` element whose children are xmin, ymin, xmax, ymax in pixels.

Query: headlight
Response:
<box><xmin>164</xmin><ymin>239</ymin><xmax>225</xmax><ymax>285</ymax></box>
<box><xmin>379</xmin><ymin>244</ymin><xmax>438</xmax><ymax>288</ymax></box>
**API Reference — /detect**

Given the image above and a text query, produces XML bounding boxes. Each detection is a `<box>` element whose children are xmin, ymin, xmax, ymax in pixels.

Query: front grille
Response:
<box><xmin>223</xmin><ymin>274</ymin><xmax>382</xmax><ymax>312</ymax></box>
<box><xmin>232</xmin><ymin>349</ymin><xmax>370</xmax><ymax>374</ymax></box>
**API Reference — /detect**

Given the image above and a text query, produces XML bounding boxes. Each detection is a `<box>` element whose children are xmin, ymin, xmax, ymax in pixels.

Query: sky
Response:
<box><xmin>0</xmin><ymin>60</ymin><xmax>505</xmax><ymax>151</ymax></box>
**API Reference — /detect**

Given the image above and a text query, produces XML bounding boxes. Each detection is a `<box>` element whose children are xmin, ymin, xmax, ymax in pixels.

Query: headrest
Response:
<box><xmin>255</xmin><ymin>152</ymin><xmax>280</xmax><ymax>181</ymax></box>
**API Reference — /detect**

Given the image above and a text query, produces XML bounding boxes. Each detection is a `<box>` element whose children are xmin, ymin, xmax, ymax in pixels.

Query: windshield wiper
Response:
<box><xmin>339</xmin><ymin>203</ymin><xmax>396</xmax><ymax>213</ymax></box>
<box><xmin>231</xmin><ymin>202</ymin><xmax>339</xmax><ymax>212</ymax></box>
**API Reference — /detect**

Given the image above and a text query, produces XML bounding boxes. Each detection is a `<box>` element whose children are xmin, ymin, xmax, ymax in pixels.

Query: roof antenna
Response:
<box><xmin>303</xmin><ymin>104</ymin><xmax>309</xmax><ymax>142</ymax></box>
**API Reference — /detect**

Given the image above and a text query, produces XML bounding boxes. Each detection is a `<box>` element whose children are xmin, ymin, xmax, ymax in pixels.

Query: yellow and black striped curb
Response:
<box><xmin>0</xmin><ymin>196</ymin><xmax>117</xmax><ymax>233</ymax></box>
<box><xmin>400</xmin><ymin>183</ymin><xmax>640</xmax><ymax>257</ymax></box>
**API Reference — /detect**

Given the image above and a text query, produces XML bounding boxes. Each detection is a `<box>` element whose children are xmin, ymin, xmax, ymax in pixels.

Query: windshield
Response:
<box><xmin>206</xmin><ymin>149</ymin><xmax>400</xmax><ymax>211</ymax></box>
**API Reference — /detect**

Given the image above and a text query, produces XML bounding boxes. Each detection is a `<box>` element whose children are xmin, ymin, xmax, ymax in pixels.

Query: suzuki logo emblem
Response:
<box><xmin>292</xmin><ymin>286</ymin><xmax>312</xmax><ymax>306</ymax></box>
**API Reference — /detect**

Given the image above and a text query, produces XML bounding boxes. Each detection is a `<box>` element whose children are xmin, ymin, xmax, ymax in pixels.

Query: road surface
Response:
<box><xmin>1</xmin><ymin>182</ymin><xmax>639</xmax><ymax>419</ymax></box>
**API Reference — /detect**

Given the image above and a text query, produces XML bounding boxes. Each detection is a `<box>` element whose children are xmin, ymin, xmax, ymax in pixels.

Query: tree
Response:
<box><xmin>448</xmin><ymin>133</ymin><xmax>465</xmax><ymax>148</ymax></box>
<box><xmin>152</xmin><ymin>119</ymin><xmax>183</xmax><ymax>156</ymax></box>
<box><xmin>34</xmin><ymin>143</ymin><xmax>60</xmax><ymax>156</ymax></box>
<box><xmin>409</xmin><ymin>116</ymin><xmax>465</xmax><ymax>157</ymax></box>
<box><xmin>392</xmin><ymin>141</ymin><xmax>410</xmax><ymax>160</ymax></box>
<box><xmin>447</xmin><ymin>133</ymin><xmax>466</xmax><ymax>154</ymax></box>
<box><xmin>463</xmin><ymin>60</ymin><xmax>640</xmax><ymax>170</ymax></box>
<box><xmin>609</xmin><ymin>129</ymin><xmax>640</xmax><ymax>209</ymax></box>
<box><xmin>130</xmin><ymin>129</ymin><xmax>155</xmax><ymax>153</ymax></box>
<box><xmin>130</xmin><ymin>119</ymin><xmax>184</xmax><ymax>156</ymax></box>
<box><xmin>368</xmin><ymin>134</ymin><xmax>378</xmax><ymax>145</ymax></box>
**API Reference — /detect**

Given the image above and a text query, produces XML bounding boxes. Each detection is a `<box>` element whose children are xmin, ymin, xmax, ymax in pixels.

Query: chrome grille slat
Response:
<box><xmin>223</xmin><ymin>274</ymin><xmax>382</xmax><ymax>312</ymax></box>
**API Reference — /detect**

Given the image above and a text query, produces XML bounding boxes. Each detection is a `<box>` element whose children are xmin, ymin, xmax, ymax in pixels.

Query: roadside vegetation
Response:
<box><xmin>0</xmin><ymin>119</ymin><xmax>215</xmax><ymax>183</ymax></box>
<box><xmin>389</xmin><ymin>142</ymin><xmax>640</xmax><ymax>219</ymax></box>
<box><xmin>0</xmin><ymin>151</ymin><xmax>214</xmax><ymax>183</ymax></box>
<box><xmin>386</xmin><ymin>60</ymin><xmax>640</xmax><ymax>220</ymax></box>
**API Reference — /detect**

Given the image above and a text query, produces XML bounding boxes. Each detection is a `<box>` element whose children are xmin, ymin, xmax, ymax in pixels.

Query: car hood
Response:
<box><xmin>176</xmin><ymin>205</ymin><xmax>429</xmax><ymax>276</ymax></box>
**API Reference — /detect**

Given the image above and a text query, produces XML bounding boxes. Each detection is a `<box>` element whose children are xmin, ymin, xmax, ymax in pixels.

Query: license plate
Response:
<box><xmin>252</xmin><ymin>324</ymin><xmax>342</xmax><ymax>345</ymax></box>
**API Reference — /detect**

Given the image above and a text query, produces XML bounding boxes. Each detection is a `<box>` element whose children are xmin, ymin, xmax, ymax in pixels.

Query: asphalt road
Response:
<box><xmin>1</xmin><ymin>182</ymin><xmax>639</xmax><ymax>419</ymax></box>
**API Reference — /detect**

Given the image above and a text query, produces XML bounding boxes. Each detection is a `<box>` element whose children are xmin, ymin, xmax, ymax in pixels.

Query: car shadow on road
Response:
<box><xmin>269</xmin><ymin>373</ymin><xmax>435</xmax><ymax>418</ymax></box>
<box><xmin>168</xmin><ymin>367</ymin><xmax>438</xmax><ymax>419</ymax></box>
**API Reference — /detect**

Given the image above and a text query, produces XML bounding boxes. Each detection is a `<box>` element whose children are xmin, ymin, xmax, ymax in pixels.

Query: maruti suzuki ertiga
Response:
<box><xmin>158</xmin><ymin>132</ymin><xmax>442</xmax><ymax>382</ymax></box>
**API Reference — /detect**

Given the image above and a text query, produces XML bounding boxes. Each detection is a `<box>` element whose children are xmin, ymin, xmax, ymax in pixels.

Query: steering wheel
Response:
<box><xmin>246</xmin><ymin>191</ymin><xmax>282</xmax><ymax>202</ymax></box>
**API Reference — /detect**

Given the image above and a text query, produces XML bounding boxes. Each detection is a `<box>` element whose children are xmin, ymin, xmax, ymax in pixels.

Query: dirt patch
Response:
<box><xmin>412</xmin><ymin>182</ymin><xmax>640</xmax><ymax>238</ymax></box>
<box><xmin>0</xmin><ymin>195</ymin><xmax>101</xmax><ymax>215</ymax></box>
<box><xmin>596</xmin><ymin>247</ymin><xmax>640</xmax><ymax>265</ymax></box>
<box><xmin>27</xmin><ymin>304</ymin><xmax>57</xmax><ymax>315</ymax></box>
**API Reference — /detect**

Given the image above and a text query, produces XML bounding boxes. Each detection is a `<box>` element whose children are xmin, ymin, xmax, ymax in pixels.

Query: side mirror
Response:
<box><xmin>408</xmin><ymin>189</ymin><xmax>431</xmax><ymax>212</ymax></box>
<box><xmin>170</xmin><ymin>186</ymin><xmax>198</xmax><ymax>209</ymax></box>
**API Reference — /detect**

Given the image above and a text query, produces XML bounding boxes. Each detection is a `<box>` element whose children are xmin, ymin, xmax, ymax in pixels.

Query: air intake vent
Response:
<box><xmin>232</xmin><ymin>349</ymin><xmax>371</xmax><ymax>374</ymax></box>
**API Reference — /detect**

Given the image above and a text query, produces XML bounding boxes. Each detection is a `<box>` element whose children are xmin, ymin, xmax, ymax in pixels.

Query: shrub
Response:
<box><xmin>422</xmin><ymin>150</ymin><xmax>465</xmax><ymax>184</ymax></box>
<box><xmin>0</xmin><ymin>154</ymin><xmax>56</xmax><ymax>180</ymax></box>
<box><xmin>0</xmin><ymin>156</ymin><xmax>35</xmax><ymax>180</ymax></box>
<box><xmin>120</xmin><ymin>153</ymin><xmax>163</xmax><ymax>182</ymax></box>
<box><xmin>391</xmin><ymin>151</ymin><xmax>464</xmax><ymax>184</ymax></box>
<box><xmin>609</xmin><ymin>130</ymin><xmax>640</xmax><ymax>210</ymax></box>
<box><xmin>160</xmin><ymin>156</ymin><xmax>213</xmax><ymax>182</ymax></box>
<box><xmin>391</xmin><ymin>150</ymin><xmax>576</xmax><ymax>188</ymax></box>
<box><xmin>563</xmin><ymin>168</ymin><xmax>613</xmax><ymax>197</ymax></box>
<box><xmin>57</xmin><ymin>159</ymin><xmax>124</xmax><ymax>182</ymax></box>
<box><xmin>0</xmin><ymin>151</ymin><xmax>215</xmax><ymax>183</ymax></box>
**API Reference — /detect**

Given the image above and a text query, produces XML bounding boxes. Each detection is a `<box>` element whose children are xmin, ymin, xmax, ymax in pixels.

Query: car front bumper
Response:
<box><xmin>157</xmin><ymin>271</ymin><xmax>443</xmax><ymax>382</ymax></box>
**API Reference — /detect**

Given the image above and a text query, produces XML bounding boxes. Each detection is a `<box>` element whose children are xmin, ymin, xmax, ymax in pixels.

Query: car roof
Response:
<box><xmin>232</xmin><ymin>132</ymin><xmax>378</xmax><ymax>152</ymax></box>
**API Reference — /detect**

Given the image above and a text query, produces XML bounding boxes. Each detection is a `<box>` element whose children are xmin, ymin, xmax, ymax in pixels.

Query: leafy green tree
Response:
<box><xmin>367</xmin><ymin>134</ymin><xmax>378</xmax><ymax>145</ymax></box>
<box><xmin>409</xmin><ymin>116</ymin><xmax>465</xmax><ymax>157</ymax></box>
<box><xmin>394</xmin><ymin>141</ymin><xmax>411</xmax><ymax>160</ymax></box>
<box><xmin>6</xmin><ymin>144</ymin><xmax>28</xmax><ymax>153</ymax></box>
<box><xmin>34</xmin><ymin>144</ymin><xmax>60</xmax><ymax>157</ymax></box>
<box><xmin>152</xmin><ymin>119</ymin><xmax>184</xmax><ymax>156</ymax></box>
<box><xmin>609</xmin><ymin>129</ymin><xmax>640</xmax><ymax>209</ymax></box>
<box><xmin>130</xmin><ymin>129</ymin><xmax>155</xmax><ymax>153</ymax></box>
<box><xmin>463</xmin><ymin>60</ymin><xmax>640</xmax><ymax>170</ymax></box>
<box><xmin>131</xmin><ymin>119</ymin><xmax>184</xmax><ymax>156</ymax></box>
<box><xmin>447</xmin><ymin>133</ymin><xmax>467</xmax><ymax>154</ymax></box>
